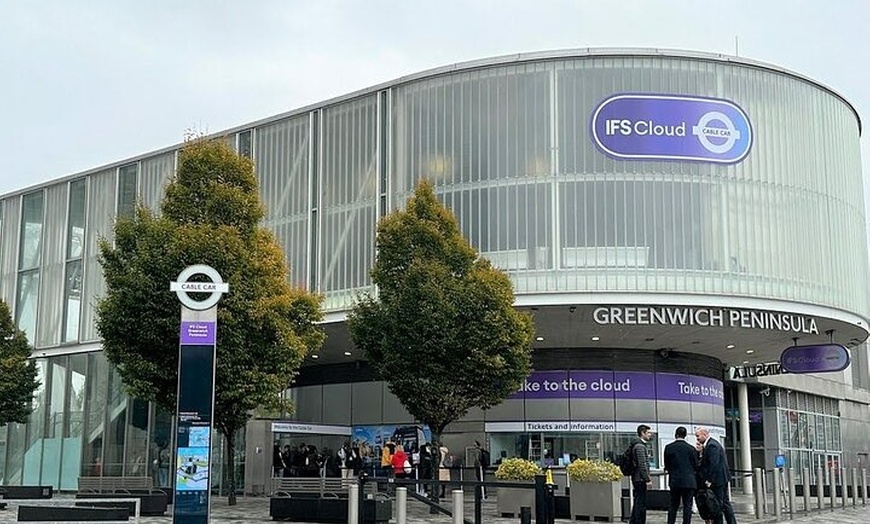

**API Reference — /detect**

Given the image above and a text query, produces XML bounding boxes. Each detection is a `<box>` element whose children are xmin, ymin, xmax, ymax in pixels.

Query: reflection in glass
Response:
<box><xmin>19</xmin><ymin>191</ymin><xmax>44</xmax><ymax>270</ymax></box>
<box><xmin>15</xmin><ymin>271</ymin><xmax>40</xmax><ymax>337</ymax></box>
<box><xmin>117</xmin><ymin>164</ymin><xmax>138</xmax><ymax>218</ymax></box>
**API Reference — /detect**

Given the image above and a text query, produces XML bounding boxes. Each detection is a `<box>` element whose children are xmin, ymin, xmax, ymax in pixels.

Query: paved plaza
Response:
<box><xmin>1</xmin><ymin>490</ymin><xmax>869</xmax><ymax>524</ymax></box>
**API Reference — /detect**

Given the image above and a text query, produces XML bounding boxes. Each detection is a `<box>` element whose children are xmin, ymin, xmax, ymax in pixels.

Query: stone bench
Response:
<box><xmin>269</xmin><ymin>494</ymin><xmax>391</xmax><ymax>523</ymax></box>
<box><xmin>76</xmin><ymin>490</ymin><xmax>167</xmax><ymax>516</ymax></box>
<box><xmin>16</xmin><ymin>505</ymin><xmax>130</xmax><ymax>522</ymax></box>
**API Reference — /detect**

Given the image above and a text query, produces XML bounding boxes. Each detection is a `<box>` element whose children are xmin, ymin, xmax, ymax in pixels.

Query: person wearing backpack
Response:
<box><xmin>628</xmin><ymin>424</ymin><xmax>653</xmax><ymax>524</ymax></box>
<box><xmin>474</xmin><ymin>440</ymin><xmax>490</xmax><ymax>499</ymax></box>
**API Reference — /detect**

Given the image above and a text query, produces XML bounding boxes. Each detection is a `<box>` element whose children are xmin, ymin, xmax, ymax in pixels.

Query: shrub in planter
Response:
<box><xmin>494</xmin><ymin>458</ymin><xmax>541</xmax><ymax>517</ymax></box>
<box><xmin>495</xmin><ymin>458</ymin><xmax>542</xmax><ymax>481</ymax></box>
<box><xmin>566</xmin><ymin>459</ymin><xmax>623</xmax><ymax>520</ymax></box>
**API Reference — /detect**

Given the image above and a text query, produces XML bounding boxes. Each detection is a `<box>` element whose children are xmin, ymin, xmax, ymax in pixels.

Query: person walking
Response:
<box><xmin>664</xmin><ymin>426</ymin><xmax>699</xmax><ymax>524</ymax></box>
<box><xmin>474</xmin><ymin>440</ymin><xmax>490</xmax><ymax>499</ymax></box>
<box><xmin>695</xmin><ymin>428</ymin><xmax>737</xmax><ymax>524</ymax></box>
<box><xmin>629</xmin><ymin>424</ymin><xmax>653</xmax><ymax>524</ymax></box>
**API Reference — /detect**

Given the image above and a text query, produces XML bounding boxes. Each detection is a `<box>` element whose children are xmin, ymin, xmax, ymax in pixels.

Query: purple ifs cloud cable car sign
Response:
<box><xmin>591</xmin><ymin>94</ymin><xmax>753</xmax><ymax>164</ymax></box>
<box><xmin>780</xmin><ymin>344</ymin><xmax>850</xmax><ymax>374</ymax></box>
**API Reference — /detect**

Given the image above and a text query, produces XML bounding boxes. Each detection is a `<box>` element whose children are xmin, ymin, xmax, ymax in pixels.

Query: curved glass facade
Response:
<box><xmin>390</xmin><ymin>56</ymin><xmax>866</xmax><ymax>314</ymax></box>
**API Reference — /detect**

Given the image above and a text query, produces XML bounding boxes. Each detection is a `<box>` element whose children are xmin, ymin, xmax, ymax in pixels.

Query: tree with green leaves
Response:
<box><xmin>348</xmin><ymin>179</ymin><xmax>534</xmax><ymax>451</ymax></box>
<box><xmin>0</xmin><ymin>300</ymin><xmax>39</xmax><ymax>428</ymax></box>
<box><xmin>97</xmin><ymin>138</ymin><xmax>324</xmax><ymax>504</ymax></box>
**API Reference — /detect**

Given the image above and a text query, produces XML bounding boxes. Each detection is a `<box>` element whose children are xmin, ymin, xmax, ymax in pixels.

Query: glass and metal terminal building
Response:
<box><xmin>1</xmin><ymin>49</ymin><xmax>869</xmax><ymax>492</ymax></box>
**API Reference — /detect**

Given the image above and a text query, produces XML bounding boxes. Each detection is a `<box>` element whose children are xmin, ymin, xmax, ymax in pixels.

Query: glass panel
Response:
<box><xmin>15</xmin><ymin>270</ymin><xmax>40</xmax><ymax>337</ymax></box>
<box><xmin>19</xmin><ymin>191</ymin><xmax>44</xmax><ymax>270</ymax></box>
<box><xmin>149</xmin><ymin>407</ymin><xmax>173</xmax><ymax>488</ymax></box>
<box><xmin>62</xmin><ymin>259</ymin><xmax>83</xmax><ymax>342</ymax></box>
<box><xmin>123</xmin><ymin>398</ymin><xmax>149</xmax><ymax>476</ymax></box>
<box><xmin>238</xmin><ymin>129</ymin><xmax>253</xmax><ymax>158</ymax></box>
<box><xmin>82</xmin><ymin>352</ymin><xmax>109</xmax><ymax>477</ymax></box>
<box><xmin>61</xmin><ymin>354</ymin><xmax>87</xmax><ymax>489</ymax></box>
<box><xmin>103</xmin><ymin>366</ymin><xmax>127</xmax><ymax>476</ymax></box>
<box><xmin>24</xmin><ymin>360</ymin><xmax>48</xmax><ymax>485</ymax></box>
<box><xmin>66</xmin><ymin>179</ymin><xmax>87</xmax><ymax>259</ymax></box>
<box><xmin>4</xmin><ymin>423</ymin><xmax>26</xmax><ymax>484</ymax></box>
<box><xmin>117</xmin><ymin>164</ymin><xmax>138</xmax><ymax>218</ymax></box>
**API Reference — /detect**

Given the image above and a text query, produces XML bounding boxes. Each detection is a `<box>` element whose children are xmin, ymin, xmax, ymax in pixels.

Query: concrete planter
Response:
<box><xmin>569</xmin><ymin>481</ymin><xmax>621</xmax><ymax>521</ymax></box>
<box><xmin>497</xmin><ymin>485</ymin><xmax>535</xmax><ymax>517</ymax></box>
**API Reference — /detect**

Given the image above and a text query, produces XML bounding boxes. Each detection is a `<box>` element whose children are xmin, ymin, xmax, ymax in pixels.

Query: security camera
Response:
<box><xmin>760</xmin><ymin>387</ymin><xmax>771</xmax><ymax>397</ymax></box>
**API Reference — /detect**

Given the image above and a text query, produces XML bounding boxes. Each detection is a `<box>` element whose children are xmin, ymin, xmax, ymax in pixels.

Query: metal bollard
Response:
<box><xmin>863</xmin><ymin>469</ymin><xmax>868</xmax><ymax>505</ymax></box>
<box><xmin>802</xmin><ymin>468</ymin><xmax>810</xmax><ymax>513</ymax></box>
<box><xmin>828</xmin><ymin>467</ymin><xmax>836</xmax><ymax>509</ymax></box>
<box><xmin>841</xmin><ymin>468</ymin><xmax>847</xmax><ymax>508</ymax></box>
<box><xmin>452</xmin><ymin>489</ymin><xmax>464</xmax><ymax>524</ymax></box>
<box><xmin>773</xmin><ymin>468</ymin><xmax>783</xmax><ymax>517</ymax></box>
<box><xmin>396</xmin><ymin>487</ymin><xmax>407</xmax><ymax>524</ymax></box>
<box><xmin>348</xmin><ymin>483</ymin><xmax>359</xmax><ymax>524</ymax></box>
<box><xmin>520</xmin><ymin>506</ymin><xmax>532</xmax><ymax>524</ymax></box>
<box><xmin>787</xmin><ymin>468</ymin><xmax>796</xmax><ymax>514</ymax></box>
<box><xmin>852</xmin><ymin>468</ymin><xmax>859</xmax><ymax>507</ymax></box>
<box><xmin>816</xmin><ymin>467</ymin><xmax>824</xmax><ymax>510</ymax></box>
<box><xmin>754</xmin><ymin>468</ymin><xmax>765</xmax><ymax>518</ymax></box>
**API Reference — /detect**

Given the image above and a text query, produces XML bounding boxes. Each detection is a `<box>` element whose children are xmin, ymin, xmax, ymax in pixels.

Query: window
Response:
<box><xmin>237</xmin><ymin>129</ymin><xmax>253</xmax><ymax>159</ymax></box>
<box><xmin>117</xmin><ymin>164</ymin><xmax>138</xmax><ymax>218</ymax></box>
<box><xmin>62</xmin><ymin>179</ymin><xmax>87</xmax><ymax>342</ymax></box>
<box><xmin>16</xmin><ymin>192</ymin><xmax>44</xmax><ymax>336</ymax></box>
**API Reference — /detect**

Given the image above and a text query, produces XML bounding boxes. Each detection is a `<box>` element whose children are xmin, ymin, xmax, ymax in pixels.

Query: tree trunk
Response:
<box><xmin>429</xmin><ymin>428</ymin><xmax>443</xmax><ymax>513</ymax></box>
<box><xmin>225</xmin><ymin>431</ymin><xmax>237</xmax><ymax>506</ymax></box>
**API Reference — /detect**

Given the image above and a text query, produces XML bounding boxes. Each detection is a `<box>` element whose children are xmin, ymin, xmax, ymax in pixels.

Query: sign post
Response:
<box><xmin>169</xmin><ymin>265</ymin><xmax>229</xmax><ymax>524</ymax></box>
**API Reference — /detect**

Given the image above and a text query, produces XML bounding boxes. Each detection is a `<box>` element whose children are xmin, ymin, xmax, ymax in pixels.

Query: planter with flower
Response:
<box><xmin>566</xmin><ymin>459</ymin><xmax>624</xmax><ymax>520</ymax></box>
<box><xmin>494</xmin><ymin>458</ymin><xmax>542</xmax><ymax>517</ymax></box>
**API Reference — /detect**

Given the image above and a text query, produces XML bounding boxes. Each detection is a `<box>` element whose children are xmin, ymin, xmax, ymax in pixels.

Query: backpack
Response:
<box><xmin>618</xmin><ymin>442</ymin><xmax>638</xmax><ymax>476</ymax></box>
<box><xmin>479</xmin><ymin>448</ymin><xmax>490</xmax><ymax>467</ymax></box>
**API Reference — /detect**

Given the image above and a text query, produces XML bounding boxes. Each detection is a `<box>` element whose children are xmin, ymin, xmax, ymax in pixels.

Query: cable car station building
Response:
<box><xmin>0</xmin><ymin>49</ymin><xmax>868</xmax><ymax>493</ymax></box>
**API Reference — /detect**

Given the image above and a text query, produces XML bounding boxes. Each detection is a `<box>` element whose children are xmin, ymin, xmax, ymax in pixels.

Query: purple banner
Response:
<box><xmin>780</xmin><ymin>344</ymin><xmax>850</xmax><ymax>373</ymax></box>
<box><xmin>511</xmin><ymin>370</ymin><xmax>723</xmax><ymax>406</ymax></box>
<box><xmin>591</xmin><ymin>94</ymin><xmax>752</xmax><ymax>164</ymax></box>
<box><xmin>180</xmin><ymin>321</ymin><xmax>216</xmax><ymax>345</ymax></box>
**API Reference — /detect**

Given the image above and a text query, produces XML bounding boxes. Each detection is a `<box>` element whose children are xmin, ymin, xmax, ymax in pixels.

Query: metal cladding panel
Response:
<box><xmin>36</xmin><ymin>184</ymin><xmax>68</xmax><ymax>347</ymax></box>
<box><xmin>0</xmin><ymin>197</ymin><xmax>21</xmax><ymax>305</ymax></box>
<box><xmin>139</xmin><ymin>152</ymin><xmax>175</xmax><ymax>212</ymax></box>
<box><xmin>80</xmin><ymin>170</ymin><xmax>116</xmax><ymax>342</ymax></box>
<box><xmin>256</xmin><ymin>116</ymin><xmax>310</xmax><ymax>289</ymax></box>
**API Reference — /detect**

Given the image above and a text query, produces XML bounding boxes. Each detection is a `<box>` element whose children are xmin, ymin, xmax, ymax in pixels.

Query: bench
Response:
<box><xmin>77</xmin><ymin>476</ymin><xmax>166</xmax><ymax>516</ymax></box>
<box><xmin>78</xmin><ymin>476</ymin><xmax>152</xmax><ymax>493</ymax></box>
<box><xmin>17</xmin><ymin>505</ymin><xmax>130</xmax><ymax>521</ymax></box>
<box><xmin>270</xmin><ymin>493</ymin><xmax>391</xmax><ymax>523</ymax></box>
<box><xmin>0</xmin><ymin>486</ymin><xmax>53</xmax><ymax>499</ymax></box>
<box><xmin>269</xmin><ymin>478</ymin><xmax>388</xmax><ymax>523</ymax></box>
<box><xmin>76</xmin><ymin>491</ymin><xmax>166</xmax><ymax>516</ymax></box>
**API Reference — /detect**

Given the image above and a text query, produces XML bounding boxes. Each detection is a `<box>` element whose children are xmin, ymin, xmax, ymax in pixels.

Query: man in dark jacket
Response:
<box><xmin>629</xmin><ymin>424</ymin><xmax>653</xmax><ymax>524</ymax></box>
<box><xmin>695</xmin><ymin>428</ymin><xmax>736</xmax><ymax>524</ymax></box>
<box><xmin>664</xmin><ymin>426</ymin><xmax>699</xmax><ymax>524</ymax></box>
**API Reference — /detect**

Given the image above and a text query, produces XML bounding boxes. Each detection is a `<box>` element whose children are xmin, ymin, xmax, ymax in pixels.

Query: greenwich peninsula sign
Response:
<box><xmin>593</xmin><ymin>306</ymin><xmax>819</xmax><ymax>335</ymax></box>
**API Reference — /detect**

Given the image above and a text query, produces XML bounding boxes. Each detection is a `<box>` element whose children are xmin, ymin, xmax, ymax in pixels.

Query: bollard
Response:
<box><xmin>753</xmin><ymin>468</ymin><xmax>765</xmax><ymax>519</ymax></box>
<box><xmin>773</xmin><ymin>468</ymin><xmax>782</xmax><ymax>518</ymax></box>
<box><xmin>863</xmin><ymin>469</ymin><xmax>868</xmax><ymax>505</ymax></box>
<box><xmin>348</xmin><ymin>483</ymin><xmax>359</xmax><ymax>524</ymax></box>
<box><xmin>802</xmin><ymin>468</ymin><xmax>810</xmax><ymax>513</ymax></box>
<box><xmin>474</xmin><ymin>484</ymin><xmax>483</xmax><ymax>524</ymax></box>
<box><xmin>840</xmin><ymin>468</ymin><xmax>847</xmax><ymax>508</ymax></box>
<box><xmin>816</xmin><ymin>467</ymin><xmax>824</xmax><ymax>510</ymax></box>
<box><xmin>828</xmin><ymin>467</ymin><xmax>836</xmax><ymax>510</ymax></box>
<box><xmin>452</xmin><ymin>489</ymin><xmax>463</xmax><ymax>524</ymax></box>
<box><xmin>534</xmin><ymin>474</ymin><xmax>546</xmax><ymax>524</ymax></box>
<box><xmin>852</xmin><ymin>468</ymin><xmax>859</xmax><ymax>507</ymax></box>
<box><xmin>787</xmin><ymin>468</ymin><xmax>796</xmax><ymax>515</ymax></box>
<box><xmin>520</xmin><ymin>506</ymin><xmax>532</xmax><ymax>524</ymax></box>
<box><xmin>396</xmin><ymin>487</ymin><xmax>407</xmax><ymax>524</ymax></box>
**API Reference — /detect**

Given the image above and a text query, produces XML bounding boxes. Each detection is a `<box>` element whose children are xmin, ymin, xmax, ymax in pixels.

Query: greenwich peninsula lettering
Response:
<box><xmin>593</xmin><ymin>306</ymin><xmax>819</xmax><ymax>335</ymax></box>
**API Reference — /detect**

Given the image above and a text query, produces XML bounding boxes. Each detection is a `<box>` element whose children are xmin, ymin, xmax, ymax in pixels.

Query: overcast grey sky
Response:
<box><xmin>1</xmin><ymin>0</ymin><xmax>868</xmax><ymax>203</ymax></box>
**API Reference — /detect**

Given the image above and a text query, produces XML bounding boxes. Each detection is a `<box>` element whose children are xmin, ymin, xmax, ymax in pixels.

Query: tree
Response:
<box><xmin>348</xmin><ymin>179</ymin><xmax>534</xmax><ymax>450</ymax></box>
<box><xmin>97</xmin><ymin>138</ymin><xmax>324</xmax><ymax>504</ymax></box>
<box><xmin>0</xmin><ymin>300</ymin><xmax>39</xmax><ymax>428</ymax></box>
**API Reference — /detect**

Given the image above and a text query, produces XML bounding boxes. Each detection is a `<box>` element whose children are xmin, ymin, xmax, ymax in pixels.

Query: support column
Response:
<box><xmin>738</xmin><ymin>382</ymin><xmax>753</xmax><ymax>495</ymax></box>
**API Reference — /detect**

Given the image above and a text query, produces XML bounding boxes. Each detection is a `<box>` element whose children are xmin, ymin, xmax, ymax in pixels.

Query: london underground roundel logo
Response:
<box><xmin>591</xmin><ymin>94</ymin><xmax>753</xmax><ymax>164</ymax></box>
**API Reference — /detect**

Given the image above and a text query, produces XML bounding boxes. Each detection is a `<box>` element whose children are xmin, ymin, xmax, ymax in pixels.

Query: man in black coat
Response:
<box><xmin>664</xmin><ymin>426</ymin><xmax>699</xmax><ymax>524</ymax></box>
<box><xmin>695</xmin><ymin>428</ymin><xmax>737</xmax><ymax>524</ymax></box>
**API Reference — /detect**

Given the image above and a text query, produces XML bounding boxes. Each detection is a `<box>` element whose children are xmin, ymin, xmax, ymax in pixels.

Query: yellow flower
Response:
<box><xmin>566</xmin><ymin>459</ymin><xmax>622</xmax><ymax>483</ymax></box>
<box><xmin>494</xmin><ymin>457</ymin><xmax>542</xmax><ymax>481</ymax></box>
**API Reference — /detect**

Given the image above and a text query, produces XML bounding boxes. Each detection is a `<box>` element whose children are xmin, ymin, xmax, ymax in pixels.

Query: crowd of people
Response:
<box><xmin>272</xmin><ymin>439</ymin><xmax>458</xmax><ymax>495</ymax></box>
